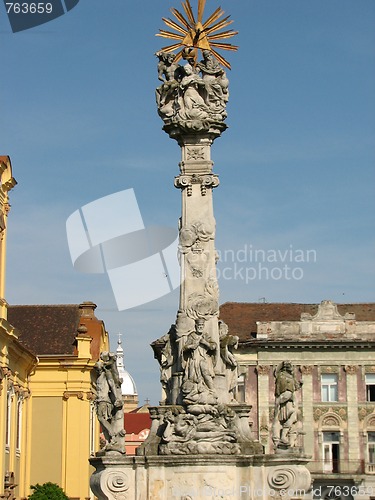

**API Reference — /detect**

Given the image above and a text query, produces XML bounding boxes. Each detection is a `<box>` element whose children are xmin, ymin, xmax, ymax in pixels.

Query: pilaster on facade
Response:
<box><xmin>346</xmin><ymin>366</ymin><xmax>360</xmax><ymax>464</ymax></box>
<box><xmin>256</xmin><ymin>365</ymin><xmax>271</xmax><ymax>453</ymax></box>
<box><xmin>301</xmin><ymin>367</ymin><xmax>314</xmax><ymax>457</ymax></box>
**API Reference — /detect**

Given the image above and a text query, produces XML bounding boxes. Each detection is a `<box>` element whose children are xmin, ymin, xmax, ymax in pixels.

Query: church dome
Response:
<box><xmin>116</xmin><ymin>335</ymin><xmax>138</xmax><ymax>397</ymax></box>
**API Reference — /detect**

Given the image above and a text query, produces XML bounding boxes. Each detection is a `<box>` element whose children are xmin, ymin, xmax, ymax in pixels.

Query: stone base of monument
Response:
<box><xmin>90</xmin><ymin>453</ymin><xmax>311</xmax><ymax>500</ymax></box>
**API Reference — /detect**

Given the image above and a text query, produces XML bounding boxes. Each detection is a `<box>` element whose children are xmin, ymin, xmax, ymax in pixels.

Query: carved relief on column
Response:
<box><xmin>186</xmin><ymin>147</ymin><xmax>205</xmax><ymax>161</ymax></box>
<box><xmin>186</xmin><ymin>278</ymin><xmax>219</xmax><ymax>320</ymax></box>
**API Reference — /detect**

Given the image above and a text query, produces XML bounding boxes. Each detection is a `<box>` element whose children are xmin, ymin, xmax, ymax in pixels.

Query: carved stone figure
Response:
<box><xmin>181</xmin><ymin>318</ymin><xmax>217</xmax><ymax>406</ymax></box>
<box><xmin>94</xmin><ymin>352</ymin><xmax>125</xmax><ymax>454</ymax></box>
<box><xmin>177</xmin><ymin>64</ymin><xmax>210</xmax><ymax>121</ymax></box>
<box><xmin>217</xmin><ymin>320</ymin><xmax>239</xmax><ymax>400</ymax></box>
<box><xmin>155</xmin><ymin>50</ymin><xmax>230</xmax><ymax>131</ymax></box>
<box><xmin>159</xmin><ymin>404</ymin><xmax>240</xmax><ymax>455</ymax></box>
<box><xmin>272</xmin><ymin>361</ymin><xmax>302</xmax><ymax>450</ymax></box>
<box><xmin>196</xmin><ymin>50</ymin><xmax>229</xmax><ymax>119</ymax></box>
<box><xmin>155</xmin><ymin>51</ymin><xmax>180</xmax><ymax>114</ymax></box>
<box><xmin>153</xmin><ymin>326</ymin><xmax>176</xmax><ymax>404</ymax></box>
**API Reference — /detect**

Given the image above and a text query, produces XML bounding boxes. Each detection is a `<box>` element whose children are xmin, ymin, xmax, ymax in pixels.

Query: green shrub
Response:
<box><xmin>28</xmin><ymin>482</ymin><xmax>69</xmax><ymax>500</ymax></box>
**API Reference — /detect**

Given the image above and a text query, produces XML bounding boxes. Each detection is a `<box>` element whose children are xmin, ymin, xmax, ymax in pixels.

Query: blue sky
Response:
<box><xmin>1</xmin><ymin>0</ymin><xmax>374</xmax><ymax>404</ymax></box>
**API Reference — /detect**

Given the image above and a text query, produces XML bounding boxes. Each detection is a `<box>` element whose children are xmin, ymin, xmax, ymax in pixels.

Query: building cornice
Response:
<box><xmin>238</xmin><ymin>341</ymin><xmax>375</xmax><ymax>349</ymax></box>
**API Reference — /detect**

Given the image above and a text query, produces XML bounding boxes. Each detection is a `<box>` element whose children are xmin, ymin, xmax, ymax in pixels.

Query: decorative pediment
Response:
<box><xmin>299</xmin><ymin>300</ymin><xmax>356</xmax><ymax>335</ymax></box>
<box><xmin>301</xmin><ymin>300</ymin><xmax>348</xmax><ymax>321</ymax></box>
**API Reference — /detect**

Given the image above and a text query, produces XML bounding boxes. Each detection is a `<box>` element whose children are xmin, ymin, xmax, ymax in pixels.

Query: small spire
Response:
<box><xmin>117</xmin><ymin>333</ymin><xmax>122</xmax><ymax>347</ymax></box>
<box><xmin>116</xmin><ymin>333</ymin><xmax>124</xmax><ymax>369</ymax></box>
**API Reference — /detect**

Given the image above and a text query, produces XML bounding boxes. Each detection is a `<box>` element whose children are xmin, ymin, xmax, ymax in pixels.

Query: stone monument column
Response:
<box><xmin>90</xmin><ymin>2</ymin><xmax>312</xmax><ymax>497</ymax></box>
<box><xmin>171</xmin><ymin>130</ymin><xmax>221</xmax><ymax>406</ymax></box>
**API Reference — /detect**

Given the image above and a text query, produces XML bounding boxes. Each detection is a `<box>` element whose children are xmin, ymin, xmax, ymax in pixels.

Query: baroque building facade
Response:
<box><xmin>220</xmin><ymin>300</ymin><xmax>375</xmax><ymax>500</ymax></box>
<box><xmin>7</xmin><ymin>302</ymin><xmax>109</xmax><ymax>500</ymax></box>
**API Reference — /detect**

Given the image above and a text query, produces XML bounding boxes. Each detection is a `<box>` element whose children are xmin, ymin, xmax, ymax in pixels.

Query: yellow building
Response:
<box><xmin>0</xmin><ymin>318</ymin><xmax>37</xmax><ymax>499</ymax></box>
<box><xmin>8</xmin><ymin>302</ymin><xmax>109</xmax><ymax>500</ymax></box>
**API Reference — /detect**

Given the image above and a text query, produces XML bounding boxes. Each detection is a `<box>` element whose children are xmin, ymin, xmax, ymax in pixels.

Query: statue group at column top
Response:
<box><xmin>156</xmin><ymin>48</ymin><xmax>229</xmax><ymax>132</ymax></box>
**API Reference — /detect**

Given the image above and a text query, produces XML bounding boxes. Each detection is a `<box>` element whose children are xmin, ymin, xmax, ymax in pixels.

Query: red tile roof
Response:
<box><xmin>8</xmin><ymin>304</ymin><xmax>82</xmax><ymax>356</ymax></box>
<box><xmin>219</xmin><ymin>302</ymin><xmax>375</xmax><ymax>342</ymax></box>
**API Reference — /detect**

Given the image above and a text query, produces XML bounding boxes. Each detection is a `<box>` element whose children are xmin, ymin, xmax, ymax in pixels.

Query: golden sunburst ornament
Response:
<box><xmin>156</xmin><ymin>0</ymin><xmax>238</xmax><ymax>70</ymax></box>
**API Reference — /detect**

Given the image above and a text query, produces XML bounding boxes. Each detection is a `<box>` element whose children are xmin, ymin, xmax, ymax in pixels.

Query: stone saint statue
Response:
<box><xmin>94</xmin><ymin>352</ymin><xmax>125</xmax><ymax>454</ymax></box>
<box><xmin>272</xmin><ymin>361</ymin><xmax>302</xmax><ymax>450</ymax></box>
<box><xmin>196</xmin><ymin>50</ymin><xmax>229</xmax><ymax>120</ymax></box>
<box><xmin>181</xmin><ymin>318</ymin><xmax>217</xmax><ymax>407</ymax></box>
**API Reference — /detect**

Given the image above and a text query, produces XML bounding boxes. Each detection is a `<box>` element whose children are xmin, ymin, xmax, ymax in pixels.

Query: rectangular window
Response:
<box><xmin>16</xmin><ymin>398</ymin><xmax>23</xmax><ymax>451</ymax></box>
<box><xmin>321</xmin><ymin>374</ymin><xmax>338</xmax><ymax>402</ymax></box>
<box><xmin>89</xmin><ymin>403</ymin><xmax>96</xmax><ymax>456</ymax></box>
<box><xmin>366</xmin><ymin>374</ymin><xmax>375</xmax><ymax>402</ymax></box>
<box><xmin>5</xmin><ymin>390</ymin><xmax>13</xmax><ymax>449</ymax></box>
<box><xmin>235</xmin><ymin>374</ymin><xmax>245</xmax><ymax>403</ymax></box>
<box><xmin>368</xmin><ymin>432</ymin><xmax>375</xmax><ymax>464</ymax></box>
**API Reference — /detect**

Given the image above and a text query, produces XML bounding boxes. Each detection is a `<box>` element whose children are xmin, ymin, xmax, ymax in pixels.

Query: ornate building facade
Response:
<box><xmin>220</xmin><ymin>300</ymin><xmax>375</xmax><ymax>500</ymax></box>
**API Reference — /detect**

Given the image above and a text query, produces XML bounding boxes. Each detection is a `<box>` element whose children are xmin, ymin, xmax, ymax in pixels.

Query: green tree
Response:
<box><xmin>28</xmin><ymin>482</ymin><xmax>69</xmax><ymax>500</ymax></box>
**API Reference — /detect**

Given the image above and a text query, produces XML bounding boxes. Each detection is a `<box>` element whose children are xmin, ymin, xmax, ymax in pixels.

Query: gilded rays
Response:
<box><xmin>156</xmin><ymin>0</ymin><xmax>238</xmax><ymax>69</ymax></box>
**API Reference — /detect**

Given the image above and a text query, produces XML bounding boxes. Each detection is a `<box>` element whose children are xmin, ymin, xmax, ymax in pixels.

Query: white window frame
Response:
<box><xmin>16</xmin><ymin>396</ymin><xmax>23</xmax><ymax>453</ymax></box>
<box><xmin>322</xmin><ymin>431</ymin><xmax>340</xmax><ymax>473</ymax></box>
<box><xmin>321</xmin><ymin>374</ymin><xmax>338</xmax><ymax>402</ymax></box>
<box><xmin>368</xmin><ymin>432</ymin><xmax>375</xmax><ymax>465</ymax></box>
<box><xmin>5</xmin><ymin>388</ymin><xmax>14</xmax><ymax>451</ymax></box>
<box><xmin>235</xmin><ymin>374</ymin><xmax>246</xmax><ymax>403</ymax></box>
<box><xmin>366</xmin><ymin>374</ymin><xmax>375</xmax><ymax>402</ymax></box>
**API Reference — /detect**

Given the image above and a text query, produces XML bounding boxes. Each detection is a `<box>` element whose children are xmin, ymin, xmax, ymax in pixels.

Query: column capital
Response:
<box><xmin>300</xmin><ymin>365</ymin><xmax>314</xmax><ymax>375</ymax></box>
<box><xmin>256</xmin><ymin>365</ymin><xmax>270</xmax><ymax>375</ymax></box>
<box><xmin>174</xmin><ymin>173</ymin><xmax>219</xmax><ymax>195</ymax></box>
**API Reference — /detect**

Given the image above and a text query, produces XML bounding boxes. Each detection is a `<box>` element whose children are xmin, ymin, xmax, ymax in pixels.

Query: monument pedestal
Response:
<box><xmin>90</xmin><ymin>453</ymin><xmax>311</xmax><ymax>500</ymax></box>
